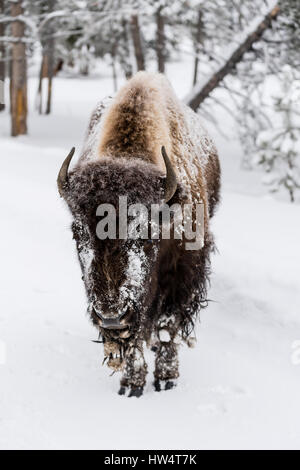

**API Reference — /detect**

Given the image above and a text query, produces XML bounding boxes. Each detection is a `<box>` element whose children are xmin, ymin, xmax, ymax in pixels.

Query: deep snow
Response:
<box><xmin>0</xmin><ymin>68</ymin><xmax>300</xmax><ymax>450</ymax></box>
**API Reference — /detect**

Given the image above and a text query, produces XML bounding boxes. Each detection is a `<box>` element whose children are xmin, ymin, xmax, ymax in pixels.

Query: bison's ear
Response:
<box><xmin>161</xmin><ymin>146</ymin><xmax>177</xmax><ymax>203</ymax></box>
<box><xmin>57</xmin><ymin>147</ymin><xmax>75</xmax><ymax>198</ymax></box>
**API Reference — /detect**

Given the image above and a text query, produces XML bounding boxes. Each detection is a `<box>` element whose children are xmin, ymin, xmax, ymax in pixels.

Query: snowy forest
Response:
<box><xmin>1</xmin><ymin>0</ymin><xmax>300</xmax><ymax>451</ymax></box>
<box><xmin>0</xmin><ymin>0</ymin><xmax>299</xmax><ymax>200</ymax></box>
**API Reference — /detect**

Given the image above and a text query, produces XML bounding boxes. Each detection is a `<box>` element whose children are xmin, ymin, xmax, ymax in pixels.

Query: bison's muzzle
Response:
<box><xmin>93</xmin><ymin>305</ymin><xmax>132</xmax><ymax>331</ymax></box>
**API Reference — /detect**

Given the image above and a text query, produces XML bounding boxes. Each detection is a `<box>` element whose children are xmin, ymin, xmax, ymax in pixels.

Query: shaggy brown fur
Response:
<box><xmin>98</xmin><ymin>74</ymin><xmax>172</xmax><ymax>172</ymax></box>
<box><xmin>60</xmin><ymin>72</ymin><xmax>221</xmax><ymax>396</ymax></box>
<box><xmin>95</xmin><ymin>73</ymin><xmax>220</xmax><ymax>229</ymax></box>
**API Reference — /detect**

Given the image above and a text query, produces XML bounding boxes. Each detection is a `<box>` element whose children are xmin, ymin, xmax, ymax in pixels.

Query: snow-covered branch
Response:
<box><xmin>0</xmin><ymin>35</ymin><xmax>34</xmax><ymax>43</ymax></box>
<box><xmin>185</xmin><ymin>5</ymin><xmax>280</xmax><ymax>110</ymax></box>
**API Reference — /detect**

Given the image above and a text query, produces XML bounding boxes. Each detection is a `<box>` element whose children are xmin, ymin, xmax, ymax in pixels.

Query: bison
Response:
<box><xmin>57</xmin><ymin>72</ymin><xmax>220</xmax><ymax>397</ymax></box>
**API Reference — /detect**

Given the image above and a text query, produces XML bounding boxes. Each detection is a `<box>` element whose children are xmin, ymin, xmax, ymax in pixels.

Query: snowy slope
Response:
<box><xmin>0</xmin><ymin>75</ymin><xmax>300</xmax><ymax>450</ymax></box>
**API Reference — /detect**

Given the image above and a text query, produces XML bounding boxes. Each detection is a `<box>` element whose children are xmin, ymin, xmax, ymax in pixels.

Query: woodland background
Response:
<box><xmin>0</xmin><ymin>0</ymin><xmax>299</xmax><ymax>201</ymax></box>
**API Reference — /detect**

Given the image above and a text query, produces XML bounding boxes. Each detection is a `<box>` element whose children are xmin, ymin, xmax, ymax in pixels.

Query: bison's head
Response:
<box><xmin>57</xmin><ymin>148</ymin><xmax>177</xmax><ymax>367</ymax></box>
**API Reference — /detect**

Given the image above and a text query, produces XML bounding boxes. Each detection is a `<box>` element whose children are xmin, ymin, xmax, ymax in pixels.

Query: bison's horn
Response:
<box><xmin>161</xmin><ymin>146</ymin><xmax>177</xmax><ymax>203</ymax></box>
<box><xmin>57</xmin><ymin>147</ymin><xmax>75</xmax><ymax>197</ymax></box>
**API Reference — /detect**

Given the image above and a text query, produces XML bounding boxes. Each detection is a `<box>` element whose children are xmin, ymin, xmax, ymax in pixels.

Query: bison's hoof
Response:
<box><xmin>165</xmin><ymin>380</ymin><xmax>176</xmax><ymax>390</ymax></box>
<box><xmin>154</xmin><ymin>379</ymin><xmax>177</xmax><ymax>392</ymax></box>
<box><xmin>154</xmin><ymin>379</ymin><xmax>162</xmax><ymax>392</ymax></box>
<box><xmin>118</xmin><ymin>386</ymin><xmax>127</xmax><ymax>396</ymax></box>
<box><xmin>118</xmin><ymin>385</ymin><xmax>143</xmax><ymax>397</ymax></box>
<box><xmin>128</xmin><ymin>386</ymin><xmax>143</xmax><ymax>398</ymax></box>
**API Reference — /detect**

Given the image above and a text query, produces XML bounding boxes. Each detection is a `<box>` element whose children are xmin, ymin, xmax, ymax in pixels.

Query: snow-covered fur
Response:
<box><xmin>63</xmin><ymin>72</ymin><xmax>220</xmax><ymax>395</ymax></box>
<box><xmin>80</xmin><ymin>72</ymin><xmax>220</xmax><ymax>221</ymax></box>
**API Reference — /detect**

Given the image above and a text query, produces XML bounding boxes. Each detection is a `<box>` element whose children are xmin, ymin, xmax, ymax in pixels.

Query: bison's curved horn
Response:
<box><xmin>57</xmin><ymin>147</ymin><xmax>75</xmax><ymax>197</ymax></box>
<box><xmin>161</xmin><ymin>146</ymin><xmax>177</xmax><ymax>203</ymax></box>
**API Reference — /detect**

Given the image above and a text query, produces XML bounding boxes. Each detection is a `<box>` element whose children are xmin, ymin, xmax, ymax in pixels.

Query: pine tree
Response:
<box><xmin>255</xmin><ymin>66</ymin><xmax>300</xmax><ymax>202</ymax></box>
<box><xmin>230</xmin><ymin>0</ymin><xmax>300</xmax><ymax>197</ymax></box>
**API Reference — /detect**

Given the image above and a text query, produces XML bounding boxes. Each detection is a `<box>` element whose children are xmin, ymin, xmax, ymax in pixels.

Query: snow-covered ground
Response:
<box><xmin>0</xmin><ymin>68</ymin><xmax>300</xmax><ymax>450</ymax></box>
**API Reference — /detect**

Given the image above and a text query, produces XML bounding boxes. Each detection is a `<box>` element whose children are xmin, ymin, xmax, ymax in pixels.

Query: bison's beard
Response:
<box><xmin>100</xmin><ymin>318</ymin><xmax>142</xmax><ymax>372</ymax></box>
<box><xmin>103</xmin><ymin>340</ymin><xmax>124</xmax><ymax>371</ymax></box>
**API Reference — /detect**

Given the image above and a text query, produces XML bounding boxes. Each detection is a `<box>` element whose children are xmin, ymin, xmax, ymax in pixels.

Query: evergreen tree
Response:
<box><xmin>255</xmin><ymin>66</ymin><xmax>300</xmax><ymax>202</ymax></box>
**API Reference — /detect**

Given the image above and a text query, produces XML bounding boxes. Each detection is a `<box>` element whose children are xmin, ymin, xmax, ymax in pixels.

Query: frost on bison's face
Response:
<box><xmin>64</xmin><ymin>157</ymin><xmax>168</xmax><ymax>356</ymax></box>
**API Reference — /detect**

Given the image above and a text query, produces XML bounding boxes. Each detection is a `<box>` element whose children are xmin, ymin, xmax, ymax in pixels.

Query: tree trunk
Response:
<box><xmin>186</xmin><ymin>6</ymin><xmax>280</xmax><ymax>111</ymax></box>
<box><xmin>45</xmin><ymin>0</ymin><xmax>55</xmax><ymax>114</ymax></box>
<box><xmin>193</xmin><ymin>10</ymin><xmax>203</xmax><ymax>87</ymax></box>
<box><xmin>0</xmin><ymin>0</ymin><xmax>6</xmax><ymax>111</ymax></box>
<box><xmin>9</xmin><ymin>50</ymin><xmax>12</xmax><ymax>114</ymax></box>
<box><xmin>111</xmin><ymin>42</ymin><xmax>118</xmax><ymax>92</ymax></box>
<box><xmin>79</xmin><ymin>44</ymin><xmax>89</xmax><ymax>76</ymax></box>
<box><xmin>130</xmin><ymin>15</ymin><xmax>145</xmax><ymax>71</ymax></box>
<box><xmin>156</xmin><ymin>6</ymin><xmax>165</xmax><ymax>73</ymax></box>
<box><xmin>121</xmin><ymin>19</ymin><xmax>133</xmax><ymax>79</ymax></box>
<box><xmin>46</xmin><ymin>40</ymin><xmax>54</xmax><ymax>114</ymax></box>
<box><xmin>36</xmin><ymin>55</ymin><xmax>45</xmax><ymax>114</ymax></box>
<box><xmin>10</xmin><ymin>0</ymin><xmax>27</xmax><ymax>136</ymax></box>
<box><xmin>36</xmin><ymin>0</ymin><xmax>55</xmax><ymax>115</ymax></box>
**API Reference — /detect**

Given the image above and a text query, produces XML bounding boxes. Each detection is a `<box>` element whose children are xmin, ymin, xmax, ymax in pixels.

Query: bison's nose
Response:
<box><xmin>100</xmin><ymin>317</ymin><xmax>127</xmax><ymax>330</ymax></box>
<box><xmin>93</xmin><ymin>306</ymin><xmax>132</xmax><ymax>330</ymax></box>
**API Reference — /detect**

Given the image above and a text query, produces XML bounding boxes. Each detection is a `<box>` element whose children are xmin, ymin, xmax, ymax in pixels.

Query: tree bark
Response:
<box><xmin>45</xmin><ymin>0</ymin><xmax>55</xmax><ymax>114</ymax></box>
<box><xmin>121</xmin><ymin>19</ymin><xmax>133</xmax><ymax>79</ymax></box>
<box><xmin>111</xmin><ymin>42</ymin><xmax>118</xmax><ymax>92</ymax></box>
<box><xmin>45</xmin><ymin>40</ymin><xmax>54</xmax><ymax>114</ymax></box>
<box><xmin>186</xmin><ymin>6</ymin><xmax>280</xmax><ymax>111</ymax></box>
<box><xmin>10</xmin><ymin>0</ymin><xmax>27</xmax><ymax>136</ymax></box>
<box><xmin>193</xmin><ymin>9</ymin><xmax>203</xmax><ymax>87</ymax></box>
<box><xmin>36</xmin><ymin>55</ymin><xmax>45</xmax><ymax>114</ymax></box>
<box><xmin>79</xmin><ymin>45</ymin><xmax>89</xmax><ymax>76</ymax></box>
<box><xmin>156</xmin><ymin>6</ymin><xmax>165</xmax><ymax>73</ymax></box>
<box><xmin>9</xmin><ymin>50</ymin><xmax>12</xmax><ymax>114</ymax></box>
<box><xmin>36</xmin><ymin>0</ymin><xmax>55</xmax><ymax>114</ymax></box>
<box><xmin>0</xmin><ymin>0</ymin><xmax>6</xmax><ymax>111</ymax></box>
<box><xmin>130</xmin><ymin>14</ymin><xmax>145</xmax><ymax>71</ymax></box>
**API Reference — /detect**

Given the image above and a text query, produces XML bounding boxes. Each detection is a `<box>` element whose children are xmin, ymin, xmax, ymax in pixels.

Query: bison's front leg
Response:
<box><xmin>118</xmin><ymin>341</ymin><xmax>147</xmax><ymax>398</ymax></box>
<box><xmin>154</xmin><ymin>340</ymin><xmax>179</xmax><ymax>391</ymax></box>
<box><xmin>153</xmin><ymin>316</ymin><xmax>180</xmax><ymax>391</ymax></box>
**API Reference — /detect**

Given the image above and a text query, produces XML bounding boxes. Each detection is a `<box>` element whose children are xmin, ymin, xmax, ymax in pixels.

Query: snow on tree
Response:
<box><xmin>185</xmin><ymin>3</ymin><xmax>279</xmax><ymax>110</ymax></box>
<box><xmin>254</xmin><ymin>66</ymin><xmax>300</xmax><ymax>202</ymax></box>
<box><xmin>229</xmin><ymin>1</ymin><xmax>300</xmax><ymax>199</ymax></box>
<box><xmin>182</xmin><ymin>0</ymin><xmax>270</xmax><ymax>88</ymax></box>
